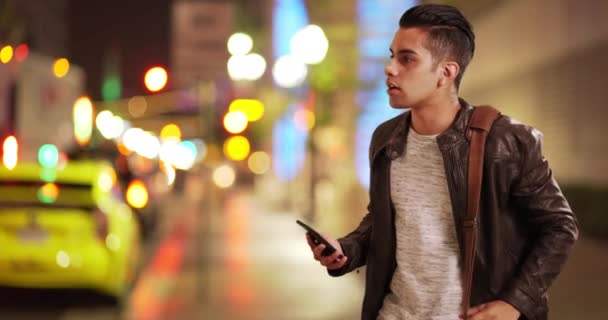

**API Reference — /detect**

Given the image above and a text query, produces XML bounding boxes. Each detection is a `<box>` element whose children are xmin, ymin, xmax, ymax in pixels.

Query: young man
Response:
<box><xmin>306</xmin><ymin>4</ymin><xmax>578</xmax><ymax>320</ymax></box>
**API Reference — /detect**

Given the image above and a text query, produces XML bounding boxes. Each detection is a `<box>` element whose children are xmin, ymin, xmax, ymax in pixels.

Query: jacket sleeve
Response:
<box><xmin>498</xmin><ymin>126</ymin><xmax>579</xmax><ymax>319</ymax></box>
<box><xmin>328</xmin><ymin>123</ymin><xmax>385</xmax><ymax>277</ymax></box>
<box><xmin>328</xmin><ymin>210</ymin><xmax>372</xmax><ymax>277</ymax></box>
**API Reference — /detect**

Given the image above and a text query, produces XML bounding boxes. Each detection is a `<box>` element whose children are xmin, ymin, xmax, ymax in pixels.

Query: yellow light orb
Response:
<box><xmin>126</xmin><ymin>179</ymin><xmax>149</xmax><ymax>209</ymax></box>
<box><xmin>38</xmin><ymin>183</ymin><xmax>60</xmax><ymax>203</ymax></box>
<box><xmin>53</xmin><ymin>58</ymin><xmax>70</xmax><ymax>78</ymax></box>
<box><xmin>0</xmin><ymin>46</ymin><xmax>13</xmax><ymax>64</ymax></box>
<box><xmin>160</xmin><ymin>123</ymin><xmax>181</xmax><ymax>141</ymax></box>
<box><xmin>223</xmin><ymin>136</ymin><xmax>250</xmax><ymax>161</ymax></box>
<box><xmin>229</xmin><ymin>99</ymin><xmax>265</xmax><ymax>122</ymax></box>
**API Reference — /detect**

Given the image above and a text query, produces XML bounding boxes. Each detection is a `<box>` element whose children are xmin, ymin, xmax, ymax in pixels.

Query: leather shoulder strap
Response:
<box><xmin>462</xmin><ymin>105</ymin><xmax>500</xmax><ymax>319</ymax></box>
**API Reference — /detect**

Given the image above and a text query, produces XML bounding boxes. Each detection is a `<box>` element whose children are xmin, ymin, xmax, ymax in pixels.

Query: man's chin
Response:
<box><xmin>389</xmin><ymin>101</ymin><xmax>409</xmax><ymax>109</ymax></box>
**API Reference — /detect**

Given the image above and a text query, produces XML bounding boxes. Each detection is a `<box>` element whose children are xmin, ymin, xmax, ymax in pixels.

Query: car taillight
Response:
<box><xmin>94</xmin><ymin>208</ymin><xmax>108</xmax><ymax>240</ymax></box>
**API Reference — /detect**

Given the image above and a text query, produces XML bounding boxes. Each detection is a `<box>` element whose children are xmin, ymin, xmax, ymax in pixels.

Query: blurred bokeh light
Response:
<box><xmin>73</xmin><ymin>96</ymin><xmax>94</xmax><ymax>146</ymax></box>
<box><xmin>290</xmin><ymin>25</ymin><xmax>329</xmax><ymax>65</ymax></box>
<box><xmin>160</xmin><ymin>124</ymin><xmax>182</xmax><ymax>141</ymax></box>
<box><xmin>144</xmin><ymin>66</ymin><xmax>168</xmax><ymax>92</ymax></box>
<box><xmin>128</xmin><ymin>96</ymin><xmax>148</xmax><ymax>118</ymax></box>
<box><xmin>96</xmin><ymin>110</ymin><xmax>126</xmax><ymax>139</ymax></box>
<box><xmin>53</xmin><ymin>58</ymin><xmax>70</xmax><ymax>78</ymax></box>
<box><xmin>0</xmin><ymin>45</ymin><xmax>13</xmax><ymax>64</ymax></box>
<box><xmin>223</xmin><ymin>136</ymin><xmax>251</xmax><ymax>161</ymax></box>
<box><xmin>223</xmin><ymin>111</ymin><xmax>249</xmax><ymax>134</ymax></box>
<box><xmin>14</xmin><ymin>44</ymin><xmax>29</xmax><ymax>62</ymax></box>
<box><xmin>227</xmin><ymin>32</ymin><xmax>253</xmax><ymax>56</ymax></box>
<box><xmin>213</xmin><ymin>164</ymin><xmax>236</xmax><ymax>188</ymax></box>
<box><xmin>272</xmin><ymin>55</ymin><xmax>307</xmax><ymax>88</ymax></box>
<box><xmin>2</xmin><ymin>136</ymin><xmax>18</xmax><ymax>170</ymax></box>
<box><xmin>38</xmin><ymin>183</ymin><xmax>59</xmax><ymax>204</ymax></box>
<box><xmin>38</xmin><ymin>144</ymin><xmax>59</xmax><ymax>169</ymax></box>
<box><xmin>247</xmin><ymin>151</ymin><xmax>271</xmax><ymax>175</ymax></box>
<box><xmin>229</xmin><ymin>99</ymin><xmax>265</xmax><ymax>122</ymax></box>
<box><xmin>126</xmin><ymin>179</ymin><xmax>149</xmax><ymax>209</ymax></box>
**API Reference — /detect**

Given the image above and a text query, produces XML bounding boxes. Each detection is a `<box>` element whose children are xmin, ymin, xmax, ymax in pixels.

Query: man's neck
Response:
<box><xmin>409</xmin><ymin>95</ymin><xmax>461</xmax><ymax>136</ymax></box>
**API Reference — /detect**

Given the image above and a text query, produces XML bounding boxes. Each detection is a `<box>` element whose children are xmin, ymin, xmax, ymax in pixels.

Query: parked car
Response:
<box><xmin>0</xmin><ymin>160</ymin><xmax>141</xmax><ymax>302</ymax></box>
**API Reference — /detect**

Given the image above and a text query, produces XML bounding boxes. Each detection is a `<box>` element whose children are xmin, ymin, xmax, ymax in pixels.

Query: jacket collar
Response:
<box><xmin>374</xmin><ymin>98</ymin><xmax>474</xmax><ymax>161</ymax></box>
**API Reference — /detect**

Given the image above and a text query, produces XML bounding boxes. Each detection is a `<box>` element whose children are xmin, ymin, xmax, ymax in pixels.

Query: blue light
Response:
<box><xmin>355</xmin><ymin>0</ymin><xmax>417</xmax><ymax>188</ymax></box>
<box><xmin>180</xmin><ymin>140</ymin><xmax>197</xmax><ymax>155</ymax></box>
<box><xmin>272</xmin><ymin>104</ymin><xmax>308</xmax><ymax>181</ymax></box>
<box><xmin>272</xmin><ymin>0</ymin><xmax>309</xmax><ymax>59</ymax></box>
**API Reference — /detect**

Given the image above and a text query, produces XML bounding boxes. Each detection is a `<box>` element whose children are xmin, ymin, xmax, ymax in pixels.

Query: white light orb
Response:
<box><xmin>227</xmin><ymin>33</ymin><xmax>253</xmax><ymax>56</ymax></box>
<box><xmin>272</xmin><ymin>55</ymin><xmax>308</xmax><ymax>88</ymax></box>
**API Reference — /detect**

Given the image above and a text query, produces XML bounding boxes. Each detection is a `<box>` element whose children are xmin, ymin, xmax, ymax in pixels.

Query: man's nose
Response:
<box><xmin>384</xmin><ymin>60</ymin><xmax>397</xmax><ymax>77</ymax></box>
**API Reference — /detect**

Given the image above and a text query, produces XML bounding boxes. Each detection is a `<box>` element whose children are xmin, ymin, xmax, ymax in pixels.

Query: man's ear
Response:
<box><xmin>438</xmin><ymin>61</ymin><xmax>460</xmax><ymax>87</ymax></box>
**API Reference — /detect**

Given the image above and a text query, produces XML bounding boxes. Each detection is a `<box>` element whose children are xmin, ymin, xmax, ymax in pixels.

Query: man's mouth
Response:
<box><xmin>386</xmin><ymin>80</ymin><xmax>401</xmax><ymax>94</ymax></box>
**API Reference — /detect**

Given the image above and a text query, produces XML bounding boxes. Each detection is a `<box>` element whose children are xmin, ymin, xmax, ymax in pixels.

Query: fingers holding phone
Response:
<box><xmin>307</xmin><ymin>233</ymin><xmax>347</xmax><ymax>270</ymax></box>
<box><xmin>298</xmin><ymin>220</ymin><xmax>347</xmax><ymax>270</ymax></box>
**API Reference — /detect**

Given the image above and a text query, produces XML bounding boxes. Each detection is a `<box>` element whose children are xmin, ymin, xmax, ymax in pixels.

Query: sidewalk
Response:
<box><xmin>177</xmin><ymin>188</ymin><xmax>365</xmax><ymax>320</ymax></box>
<box><xmin>128</xmin><ymin>185</ymin><xmax>608</xmax><ymax>320</ymax></box>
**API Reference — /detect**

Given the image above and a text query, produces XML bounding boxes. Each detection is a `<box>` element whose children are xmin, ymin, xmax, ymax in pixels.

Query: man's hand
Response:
<box><xmin>460</xmin><ymin>300</ymin><xmax>521</xmax><ymax>320</ymax></box>
<box><xmin>306</xmin><ymin>233</ymin><xmax>348</xmax><ymax>270</ymax></box>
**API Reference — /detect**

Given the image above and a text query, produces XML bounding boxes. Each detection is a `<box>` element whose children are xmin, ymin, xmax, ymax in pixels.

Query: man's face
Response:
<box><xmin>385</xmin><ymin>27</ymin><xmax>443</xmax><ymax>109</ymax></box>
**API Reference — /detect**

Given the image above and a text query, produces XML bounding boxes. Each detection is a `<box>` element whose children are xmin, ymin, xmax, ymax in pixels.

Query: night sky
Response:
<box><xmin>68</xmin><ymin>0</ymin><xmax>170</xmax><ymax>100</ymax></box>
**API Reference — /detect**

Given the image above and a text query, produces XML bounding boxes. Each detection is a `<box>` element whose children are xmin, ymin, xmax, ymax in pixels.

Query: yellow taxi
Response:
<box><xmin>0</xmin><ymin>160</ymin><xmax>141</xmax><ymax>301</ymax></box>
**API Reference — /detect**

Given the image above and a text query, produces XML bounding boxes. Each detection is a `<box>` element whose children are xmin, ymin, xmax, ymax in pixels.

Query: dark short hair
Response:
<box><xmin>399</xmin><ymin>4</ymin><xmax>475</xmax><ymax>88</ymax></box>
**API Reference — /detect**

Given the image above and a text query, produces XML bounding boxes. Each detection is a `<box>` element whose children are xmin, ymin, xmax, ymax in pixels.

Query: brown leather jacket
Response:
<box><xmin>330</xmin><ymin>99</ymin><xmax>579</xmax><ymax>320</ymax></box>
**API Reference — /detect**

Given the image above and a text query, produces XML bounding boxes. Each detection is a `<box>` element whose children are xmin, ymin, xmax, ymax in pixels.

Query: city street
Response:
<box><xmin>1</xmin><ymin>172</ymin><xmax>607</xmax><ymax>319</ymax></box>
<box><xmin>1</xmin><ymin>1</ymin><xmax>607</xmax><ymax>319</ymax></box>
<box><xmin>0</xmin><ymin>176</ymin><xmax>364</xmax><ymax>320</ymax></box>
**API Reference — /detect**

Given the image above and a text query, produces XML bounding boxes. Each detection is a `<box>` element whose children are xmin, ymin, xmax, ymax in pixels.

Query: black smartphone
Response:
<box><xmin>296</xmin><ymin>219</ymin><xmax>336</xmax><ymax>256</ymax></box>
